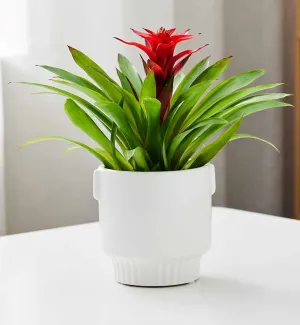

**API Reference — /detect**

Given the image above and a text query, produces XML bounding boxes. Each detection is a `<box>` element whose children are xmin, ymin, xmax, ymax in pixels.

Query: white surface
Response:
<box><xmin>1</xmin><ymin>207</ymin><xmax>300</xmax><ymax>325</ymax></box>
<box><xmin>93</xmin><ymin>165</ymin><xmax>215</xmax><ymax>286</ymax></box>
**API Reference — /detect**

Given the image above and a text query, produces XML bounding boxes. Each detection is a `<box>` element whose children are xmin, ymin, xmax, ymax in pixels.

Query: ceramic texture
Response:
<box><xmin>93</xmin><ymin>164</ymin><xmax>215</xmax><ymax>286</ymax></box>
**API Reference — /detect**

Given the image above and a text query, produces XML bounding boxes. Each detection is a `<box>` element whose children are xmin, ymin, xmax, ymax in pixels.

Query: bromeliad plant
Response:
<box><xmin>20</xmin><ymin>27</ymin><xmax>291</xmax><ymax>171</ymax></box>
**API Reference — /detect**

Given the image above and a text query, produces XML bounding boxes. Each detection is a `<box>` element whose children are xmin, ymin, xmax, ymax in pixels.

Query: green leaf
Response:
<box><xmin>125</xmin><ymin>147</ymin><xmax>150</xmax><ymax>171</ymax></box>
<box><xmin>192</xmin><ymin>56</ymin><xmax>232</xmax><ymax>86</ymax></box>
<box><xmin>183</xmin><ymin>118</ymin><xmax>242</xmax><ymax>170</ymax></box>
<box><xmin>94</xmin><ymin>100</ymin><xmax>141</xmax><ymax>149</ymax></box>
<box><xmin>121</xmin><ymin>101</ymin><xmax>139</xmax><ymax>138</ymax></box>
<box><xmin>68</xmin><ymin>46</ymin><xmax>117</xmax><ymax>85</ymax></box>
<box><xmin>162</xmin><ymin>141</ymin><xmax>168</xmax><ymax>170</ymax></box>
<box><xmin>60</xmin><ymin>146</ymin><xmax>81</xmax><ymax>155</ymax></box>
<box><xmin>173</xmin><ymin>72</ymin><xmax>185</xmax><ymax>93</ymax></box>
<box><xmin>88</xmin><ymin>67</ymin><xmax>122</xmax><ymax>103</ymax></box>
<box><xmin>175</xmin><ymin>123</ymin><xmax>230</xmax><ymax>169</ymax></box>
<box><xmin>20</xmin><ymin>136</ymin><xmax>118</xmax><ymax>169</ymax></box>
<box><xmin>200</xmin><ymin>83</ymin><xmax>283</xmax><ymax>120</ymax></box>
<box><xmin>184</xmin><ymin>68</ymin><xmax>263</xmax><ymax>128</ymax></box>
<box><xmin>18</xmin><ymin>82</ymin><xmax>135</xmax><ymax>151</ymax></box>
<box><xmin>66</xmin><ymin>47</ymin><xmax>122</xmax><ymax>102</ymax></box>
<box><xmin>19</xmin><ymin>82</ymin><xmax>112</xmax><ymax>129</ymax></box>
<box><xmin>20</xmin><ymin>83</ymin><xmax>133</xmax><ymax>148</ymax></box>
<box><xmin>118</xmin><ymin>54</ymin><xmax>142</xmax><ymax>95</ymax></box>
<box><xmin>116</xmin><ymin>69</ymin><xmax>136</xmax><ymax>95</ymax></box>
<box><xmin>140</xmin><ymin>71</ymin><xmax>156</xmax><ymax>102</ymax></box>
<box><xmin>163</xmin><ymin>81</ymin><xmax>212</xmax><ymax>147</ymax></box>
<box><xmin>168</xmin><ymin>79</ymin><xmax>214</xmax><ymax>119</ymax></box>
<box><xmin>181</xmin><ymin>94</ymin><xmax>290</xmax><ymax>167</ymax></box>
<box><xmin>64</xmin><ymin>99</ymin><xmax>133</xmax><ymax>171</ymax></box>
<box><xmin>179</xmin><ymin>57</ymin><xmax>233</xmax><ymax>129</ymax></box>
<box><xmin>38</xmin><ymin>65</ymin><xmax>104</xmax><ymax>95</ymax></box>
<box><xmin>220</xmin><ymin>99</ymin><xmax>292</xmax><ymax>121</ymax></box>
<box><xmin>230</xmin><ymin>133</ymin><xmax>279</xmax><ymax>152</ymax></box>
<box><xmin>110</xmin><ymin>123</ymin><xmax>121</xmax><ymax>170</ymax></box>
<box><xmin>64</xmin><ymin>98</ymin><xmax>111</xmax><ymax>151</ymax></box>
<box><xmin>168</xmin><ymin>118</ymin><xmax>228</xmax><ymax>167</ymax></box>
<box><xmin>118</xmin><ymin>88</ymin><xmax>145</xmax><ymax>140</ymax></box>
<box><xmin>223</xmin><ymin>93</ymin><xmax>290</xmax><ymax>116</ymax></box>
<box><xmin>171</xmin><ymin>56</ymin><xmax>210</xmax><ymax>106</ymax></box>
<box><xmin>51</xmin><ymin>79</ymin><xmax>108</xmax><ymax>102</ymax></box>
<box><xmin>142</xmin><ymin>98</ymin><xmax>161</xmax><ymax>163</ymax></box>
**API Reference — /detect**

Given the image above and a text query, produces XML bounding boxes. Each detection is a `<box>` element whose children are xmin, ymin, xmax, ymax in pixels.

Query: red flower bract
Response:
<box><xmin>115</xmin><ymin>27</ymin><xmax>208</xmax><ymax>122</ymax></box>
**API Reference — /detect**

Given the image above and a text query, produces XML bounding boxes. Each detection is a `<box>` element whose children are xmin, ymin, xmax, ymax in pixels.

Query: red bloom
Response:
<box><xmin>115</xmin><ymin>27</ymin><xmax>208</xmax><ymax>122</ymax></box>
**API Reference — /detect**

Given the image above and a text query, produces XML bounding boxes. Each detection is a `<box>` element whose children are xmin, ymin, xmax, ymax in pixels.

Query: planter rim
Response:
<box><xmin>97</xmin><ymin>163</ymin><xmax>213</xmax><ymax>175</ymax></box>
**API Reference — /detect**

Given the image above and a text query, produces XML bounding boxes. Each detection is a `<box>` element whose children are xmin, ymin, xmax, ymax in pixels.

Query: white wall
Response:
<box><xmin>224</xmin><ymin>0</ymin><xmax>286</xmax><ymax>216</ymax></box>
<box><xmin>2</xmin><ymin>0</ymin><xmax>173</xmax><ymax>234</ymax></box>
<box><xmin>0</xmin><ymin>62</ymin><xmax>6</xmax><ymax>235</ymax></box>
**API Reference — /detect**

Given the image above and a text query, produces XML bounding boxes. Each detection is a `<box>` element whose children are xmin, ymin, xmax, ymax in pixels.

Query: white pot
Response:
<box><xmin>93</xmin><ymin>164</ymin><xmax>215</xmax><ymax>287</ymax></box>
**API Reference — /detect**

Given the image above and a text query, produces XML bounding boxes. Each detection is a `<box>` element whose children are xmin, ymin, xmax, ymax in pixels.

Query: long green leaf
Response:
<box><xmin>88</xmin><ymin>67</ymin><xmax>122</xmax><ymax>103</ymax></box>
<box><xmin>162</xmin><ymin>141</ymin><xmax>168</xmax><ymax>170</ymax></box>
<box><xmin>118</xmin><ymin>88</ymin><xmax>145</xmax><ymax>140</ymax></box>
<box><xmin>125</xmin><ymin>147</ymin><xmax>150</xmax><ymax>171</ymax></box>
<box><xmin>220</xmin><ymin>99</ymin><xmax>292</xmax><ymax>121</ymax></box>
<box><xmin>175</xmin><ymin>123</ymin><xmax>229</xmax><ymax>169</ymax></box>
<box><xmin>200</xmin><ymin>83</ymin><xmax>283</xmax><ymax>120</ymax></box>
<box><xmin>183</xmin><ymin>118</ymin><xmax>242</xmax><ymax>170</ymax></box>
<box><xmin>168</xmin><ymin>118</ymin><xmax>228</xmax><ymax>167</ymax></box>
<box><xmin>20</xmin><ymin>136</ymin><xmax>118</xmax><ymax>169</ymax></box>
<box><xmin>230</xmin><ymin>133</ymin><xmax>279</xmax><ymax>152</ymax></box>
<box><xmin>94</xmin><ymin>100</ymin><xmax>141</xmax><ymax>149</ymax></box>
<box><xmin>67</xmin><ymin>47</ymin><xmax>122</xmax><ymax>102</ymax></box>
<box><xmin>192</xmin><ymin>56</ymin><xmax>232</xmax><ymax>86</ymax></box>
<box><xmin>64</xmin><ymin>98</ymin><xmax>111</xmax><ymax>151</ymax></box>
<box><xmin>64</xmin><ymin>99</ymin><xmax>133</xmax><ymax>171</ymax></box>
<box><xmin>140</xmin><ymin>71</ymin><xmax>156</xmax><ymax>102</ymax></box>
<box><xmin>163</xmin><ymin>81</ymin><xmax>212</xmax><ymax>147</ymax></box>
<box><xmin>116</xmin><ymin>69</ymin><xmax>136</xmax><ymax>95</ymax></box>
<box><xmin>121</xmin><ymin>101</ymin><xmax>140</xmax><ymax>139</ymax></box>
<box><xmin>184</xmin><ymin>69</ymin><xmax>264</xmax><ymax>128</ymax></box>
<box><xmin>143</xmin><ymin>98</ymin><xmax>161</xmax><ymax>163</ymax></box>
<box><xmin>171</xmin><ymin>56</ymin><xmax>210</xmax><ymax>106</ymax></box>
<box><xmin>222</xmin><ymin>93</ymin><xmax>290</xmax><ymax>117</ymax></box>
<box><xmin>178</xmin><ymin>95</ymin><xmax>290</xmax><ymax>167</ymax></box>
<box><xmin>38</xmin><ymin>65</ymin><xmax>104</xmax><ymax>95</ymax></box>
<box><xmin>60</xmin><ymin>146</ymin><xmax>81</xmax><ymax>155</ymax></box>
<box><xmin>110</xmin><ymin>123</ymin><xmax>121</xmax><ymax>170</ymax></box>
<box><xmin>168</xmin><ymin>79</ymin><xmax>214</xmax><ymax>119</ymax></box>
<box><xmin>22</xmin><ymin>82</ymin><xmax>128</xmax><ymax>152</ymax></box>
<box><xmin>68</xmin><ymin>46</ymin><xmax>117</xmax><ymax>85</ymax></box>
<box><xmin>51</xmin><ymin>79</ymin><xmax>108</xmax><ymax>102</ymax></box>
<box><xmin>19</xmin><ymin>82</ymin><xmax>112</xmax><ymax>129</ymax></box>
<box><xmin>118</xmin><ymin>54</ymin><xmax>142</xmax><ymax>95</ymax></box>
<box><xmin>173</xmin><ymin>72</ymin><xmax>185</xmax><ymax>93</ymax></box>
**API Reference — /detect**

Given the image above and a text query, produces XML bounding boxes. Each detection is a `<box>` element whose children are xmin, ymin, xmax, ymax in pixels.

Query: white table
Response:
<box><xmin>1</xmin><ymin>207</ymin><xmax>300</xmax><ymax>325</ymax></box>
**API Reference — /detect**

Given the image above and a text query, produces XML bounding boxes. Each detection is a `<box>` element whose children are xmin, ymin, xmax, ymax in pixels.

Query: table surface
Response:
<box><xmin>1</xmin><ymin>207</ymin><xmax>300</xmax><ymax>325</ymax></box>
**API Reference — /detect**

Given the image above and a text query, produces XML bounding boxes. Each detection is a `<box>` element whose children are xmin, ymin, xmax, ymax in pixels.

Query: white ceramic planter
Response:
<box><xmin>93</xmin><ymin>164</ymin><xmax>215</xmax><ymax>287</ymax></box>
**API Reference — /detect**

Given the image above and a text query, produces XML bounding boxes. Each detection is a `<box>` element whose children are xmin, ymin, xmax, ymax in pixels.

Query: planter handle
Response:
<box><xmin>93</xmin><ymin>168</ymin><xmax>101</xmax><ymax>201</ymax></box>
<box><xmin>208</xmin><ymin>163</ymin><xmax>216</xmax><ymax>195</ymax></box>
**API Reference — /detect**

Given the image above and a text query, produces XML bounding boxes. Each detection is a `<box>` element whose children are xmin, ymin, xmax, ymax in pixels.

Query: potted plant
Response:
<box><xmin>18</xmin><ymin>27</ymin><xmax>290</xmax><ymax>287</ymax></box>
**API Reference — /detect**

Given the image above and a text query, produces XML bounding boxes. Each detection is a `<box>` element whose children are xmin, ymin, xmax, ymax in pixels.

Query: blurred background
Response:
<box><xmin>0</xmin><ymin>0</ymin><xmax>296</xmax><ymax>235</ymax></box>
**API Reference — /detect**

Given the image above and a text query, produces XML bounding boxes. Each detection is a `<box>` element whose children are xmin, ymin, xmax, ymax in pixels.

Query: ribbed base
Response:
<box><xmin>112</xmin><ymin>257</ymin><xmax>201</xmax><ymax>287</ymax></box>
